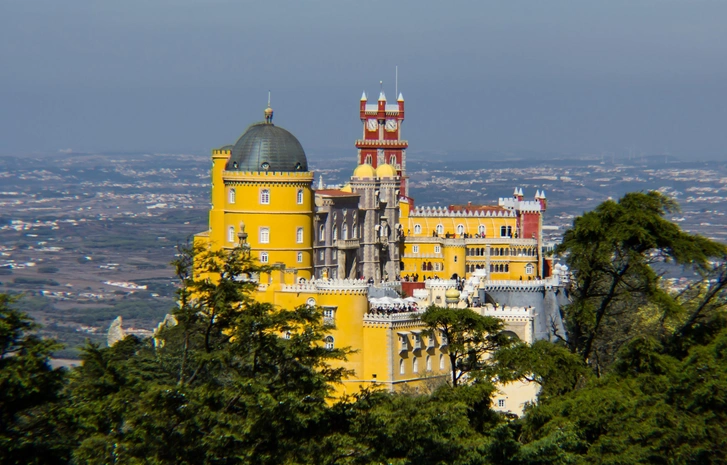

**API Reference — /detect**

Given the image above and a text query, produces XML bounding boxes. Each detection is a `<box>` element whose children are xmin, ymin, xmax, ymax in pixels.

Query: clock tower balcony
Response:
<box><xmin>355</xmin><ymin>139</ymin><xmax>408</xmax><ymax>149</ymax></box>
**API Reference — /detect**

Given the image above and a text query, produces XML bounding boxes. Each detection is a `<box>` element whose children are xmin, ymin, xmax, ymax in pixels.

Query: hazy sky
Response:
<box><xmin>2</xmin><ymin>0</ymin><xmax>726</xmax><ymax>160</ymax></box>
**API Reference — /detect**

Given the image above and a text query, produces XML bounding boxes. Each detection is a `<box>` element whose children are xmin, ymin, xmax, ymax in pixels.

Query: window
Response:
<box><xmin>500</xmin><ymin>225</ymin><xmax>512</xmax><ymax>237</ymax></box>
<box><xmin>434</xmin><ymin>245</ymin><xmax>441</xmax><ymax>254</ymax></box>
<box><xmin>228</xmin><ymin>226</ymin><xmax>235</xmax><ymax>243</ymax></box>
<box><xmin>365</xmin><ymin>154</ymin><xmax>373</xmax><ymax>165</ymax></box>
<box><xmin>526</xmin><ymin>263</ymin><xmax>534</xmax><ymax>274</ymax></box>
<box><xmin>440</xmin><ymin>330</ymin><xmax>448</xmax><ymax>347</ymax></box>
<box><xmin>319</xmin><ymin>224</ymin><xmax>325</xmax><ymax>242</ymax></box>
<box><xmin>324</xmin><ymin>336</ymin><xmax>334</xmax><ymax>350</ymax></box>
<box><xmin>297</xmin><ymin>252</ymin><xmax>303</xmax><ymax>263</ymax></box>
<box><xmin>229</xmin><ymin>188</ymin><xmax>236</xmax><ymax>204</ymax></box>
<box><xmin>296</xmin><ymin>227</ymin><xmax>304</xmax><ymax>243</ymax></box>
<box><xmin>457</xmin><ymin>224</ymin><xmax>465</xmax><ymax>235</ymax></box>
<box><xmin>436</xmin><ymin>224</ymin><xmax>444</xmax><ymax>235</ymax></box>
<box><xmin>342</xmin><ymin>224</ymin><xmax>348</xmax><ymax>240</ymax></box>
<box><xmin>390</xmin><ymin>154</ymin><xmax>397</xmax><ymax>165</ymax></box>
<box><xmin>307</xmin><ymin>297</ymin><xmax>316</xmax><ymax>307</ymax></box>
<box><xmin>323</xmin><ymin>307</ymin><xmax>335</xmax><ymax>324</ymax></box>
<box><xmin>428</xmin><ymin>335</ymin><xmax>436</xmax><ymax>349</ymax></box>
<box><xmin>333</xmin><ymin>226</ymin><xmax>338</xmax><ymax>241</ymax></box>
<box><xmin>412</xmin><ymin>245</ymin><xmax>419</xmax><ymax>254</ymax></box>
<box><xmin>332</xmin><ymin>250</ymin><xmax>337</xmax><ymax>260</ymax></box>
<box><xmin>439</xmin><ymin>354</ymin><xmax>445</xmax><ymax>370</ymax></box>
<box><xmin>413</xmin><ymin>334</ymin><xmax>422</xmax><ymax>349</ymax></box>
<box><xmin>399</xmin><ymin>335</ymin><xmax>409</xmax><ymax>352</ymax></box>
<box><xmin>412</xmin><ymin>357</ymin><xmax>419</xmax><ymax>373</ymax></box>
<box><xmin>260</xmin><ymin>252</ymin><xmax>269</xmax><ymax>263</ymax></box>
<box><xmin>400</xmin><ymin>359</ymin><xmax>405</xmax><ymax>374</ymax></box>
<box><xmin>414</xmin><ymin>224</ymin><xmax>421</xmax><ymax>234</ymax></box>
<box><xmin>296</xmin><ymin>189</ymin><xmax>303</xmax><ymax>204</ymax></box>
<box><xmin>478</xmin><ymin>225</ymin><xmax>486</xmax><ymax>236</ymax></box>
<box><xmin>426</xmin><ymin>355</ymin><xmax>432</xmax><ymax>371</ymax></box>
<box><xmin>259</xmin><ymin>227</ymin><xmax>270</xmax><ymax>244</ymax></box>
<box><xmin>497</xmin><ymin>399</ymin><xmax>506</xmax><ymax>408</ymax></box>
<box><xmin>260</xmin><ymin>189</ymin><xmax>270</xmax><ymax>204</ymax></box>
<box><xmin>319</xmin><ymin>250</ymin><xmax>324</xmax><ymax>260</ymax></box>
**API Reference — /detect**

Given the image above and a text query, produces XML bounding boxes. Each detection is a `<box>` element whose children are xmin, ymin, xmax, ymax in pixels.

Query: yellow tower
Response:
<box><xmin>196</xmin><ymin>105</ymin><xmax>315</xmax><ymax>280</ymax></box>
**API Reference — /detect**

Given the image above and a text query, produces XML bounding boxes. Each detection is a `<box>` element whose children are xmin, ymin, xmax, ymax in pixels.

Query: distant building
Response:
<box><xmin>193</xmin><ymin>88</ymin><xmax>568</xmax><ymax>406</ymax></box>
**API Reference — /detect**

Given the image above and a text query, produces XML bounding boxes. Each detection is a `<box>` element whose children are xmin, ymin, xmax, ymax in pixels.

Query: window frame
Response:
<box><xmin>259</xmin><ymin>227</ymin><xmax>270</xmax><ymax>244</ymax></box>
<box><xmin>260</xmin><ymin>188</ymin><xmax>270</xmax><ymax>205</ymax></box>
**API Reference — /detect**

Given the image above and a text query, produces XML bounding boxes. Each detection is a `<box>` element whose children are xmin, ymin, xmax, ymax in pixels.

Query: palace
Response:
<box><xmin>193</xmin><ymin>87</ymin><xmax>568</xmax><ymax>413</ymax></box>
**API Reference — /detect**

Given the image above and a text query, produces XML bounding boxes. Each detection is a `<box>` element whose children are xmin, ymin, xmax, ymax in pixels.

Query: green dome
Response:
<box><xmin>226</xmin><ymin>122</ymin><xmax>308</xmax><ymax>172</ymax></box>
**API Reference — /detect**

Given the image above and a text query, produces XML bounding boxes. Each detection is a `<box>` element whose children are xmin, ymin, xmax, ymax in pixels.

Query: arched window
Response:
<box><xmin>333</xmin><ymin>226</ymin><xmax>338</xmax><ymax>241</ymax></box>
<box><xmin>324</xmin><ymin>336</ymin><xmax>334</xmax><ymax>350</ymax></box>
<box><xmin>478</xmin><ymin>224</ymin><xmax>486</xmax><ymax>236</ymax></box>
<box><xmin>259</xmin><ymin>227</ymin><xmax>270</xmax><ymax>244</ymax></box>
<box><xmin>414</xmin><ymin>224</ymin><xmax>422</xmax><ymax>234</ymax></box>
<box><xmin>228</xmin><ymin>226</ymin><xmax>235</xmax><ymax>243</ymax></box>
<box><xmin>390</xmin><ymin>154</ymin><xmax>397</xmax><ymax>165</ymax></box>
<box><xmin>457</xmin><ymin>224</ymin><xmax>465</xmax><ymax>235</ymax></box>
<box><xmin>229</xmin><ymin>188</ymin><xmax>236</xmax><ymax>204</ymax></box>
<box><xmin>436</xmin><ymin>224</ymin><xmax>444</xmax><ymax>235</ymax></box>
<box><xmin>426</xmin><ymin>355</ymin><xmax>432</xmax><ymax>371</ymax></box>
<box><xmin>260</xmin><ymin>252</ymin><xmax>269</xmax><ymax>263</ymax></box>
<box><xmin>296</xmin><ymin>227</ymin><xmax>304</xmax><ymax>243</ymax></box>
<box><xmin>400</xmin><ymin>358</ymin><xmax>405</xmax><ymax>374</ymax></box>
<box><xmin>319</xmin><ymin>224</ymin><xmax>325</xmax><ymax>242</ymax></box>
<box><xmin>526</xmin><ymin>263</ymin><xmax>534</xmax><ymax>274</ymax></box>
<box><xmin>365</xmin><ymin>154</ymin><xmax>373</xmax><ymax>164</ymax></box>
<box><xmin>412</xmin><ymin>356</ymin><xmax>419</xmax><ymax>373</ymax></box>
<box><xmin>439</xmin><ymin>354</ymin><xmax>445</xmax><ymax>370</ymax></box>
<box><xmin>297</xmin><ymin>252</ymin><xmax>303</xmax><ymax>263</ymax></box>
<box><xmin>260</xmin><ymin>189</ymin><xmax>270</xmax><ymax>204</ymax></box>
<box><xmin>342</xmin><ymin>224</ymin><xmax>348</xmax><ymax>240</ymax></box>
<box><xmin>296</xmin><ymin>189</ymin><xmax>303</xmax><ymax>205</ymax></box>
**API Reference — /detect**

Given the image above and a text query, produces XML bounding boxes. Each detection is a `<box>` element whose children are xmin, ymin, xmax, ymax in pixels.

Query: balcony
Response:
<box><xmin>355</xmin><ymin>139</ymin><xmax>409</xmax><ymax>148</ymax></box>
<box><xmin>335</xmin><ymin>238</ymin><xmax>360</xmax><ymax>250</ymax></box>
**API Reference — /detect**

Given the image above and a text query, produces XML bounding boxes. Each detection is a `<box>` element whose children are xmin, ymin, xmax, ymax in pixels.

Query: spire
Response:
<box><xmin>541</xmin><ymin>190</ymin><xmax>546</xmax><ymax>198</ymax></box>
<box><xmin>513</xmin><ymin>187</ymin><xmax>519</xmax><ymax>197</ymax></box>
<box><xmin>518</xmin><ymin>187</ymin><xmax>524</xmax><ymax>196</ymax></box>
<box><xmin>318</xmin><ymin>175</ymin><xmax>324</xmax><ymax>190</ymax></box>
<box><xmin>397</xmin><ymin>92</ymin><xmax>404</xmax><ymax>102</ymax></box>
<box><xmin>361</xmin><ymin>90</ymin><xmax>367</xmax><ymax>101</ymax></box>
<box><xmin>264</xmin><ymin>90</ymin><xmax>273</xmax><ymax>123</ymax></box>
<box><xmin>535</xmin><ymin>190</ymin><xmax>541</xmax><ymax>199</ymax></box>
<box><xmin>378</xmin><ymin>81</ymin><xmax>386</xmax><ymax>101</ymax></box>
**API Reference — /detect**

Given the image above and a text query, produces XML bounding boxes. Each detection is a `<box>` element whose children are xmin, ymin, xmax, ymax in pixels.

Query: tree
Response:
<box><xmin>421</xmin><ymin>305</ymin><xmax>514</xmax><ymax>387</ymax></box>
<box><xmin>556</xmin><ymin>191</ymin><xmax>726</xmax><ymax>372</ymax></box>
<box><xmin>66</xmin><ymin>242</ymin><xmax>352</xmax><ymax>464</ymax></box>
<box><xmin>0</xmin><ymin>293</ymin><xmax>69</xmax><ymax>464</ymax></box>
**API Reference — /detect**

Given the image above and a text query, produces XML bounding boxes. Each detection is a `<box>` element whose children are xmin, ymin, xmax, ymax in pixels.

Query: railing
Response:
<box><xmin>355</xmin><ymin>139</ymin><xmax>409</xmax><ymax>147</ymax></box>
<box><xmin>403</xmin><ymin>236</ymin><xmax>537</xmax><ymax>247</ymax></box>
<box><xmin>335</xmin><ymin>239</ymin><xmax>360</xmax><ymax>250</ymax></box>
<box><xmin>363</xmin><ymin>312</ymin><xmax>422</xmax><ymax>323</ymax></box>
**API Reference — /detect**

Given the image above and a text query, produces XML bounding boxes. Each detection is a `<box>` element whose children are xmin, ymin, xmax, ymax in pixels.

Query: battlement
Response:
<box><xmin>498</xmin><ymin>198</ymin><xmax>542</xmax><ymax>212</ymax></box>
<box><xmin>280</xmin><ymin>278</ymin><xmax>369</xmax><ymax>294</ymax></box>
<box><xmin>410</xmin><ymin>205</ymin><xmax>515</xmax><ymax>218</ymax></box>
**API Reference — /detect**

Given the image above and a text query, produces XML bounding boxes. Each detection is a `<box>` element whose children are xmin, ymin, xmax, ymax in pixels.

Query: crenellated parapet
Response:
<box><xmin>425</xmin><ymin>279</ymin><xmax>458</xmax><ymax>289</ymax></box>
<box><xmin>480</xmin><ymin>276</ymin><xmax>563</xmax><ymax>292</ymax></box>
<box><xmin>281</xmin><ymin>278</ymin><xmax>369</xmax><ymax>295</ymax></box>
<box><xmin>498</xmin><ymin>198</ymin><xmax>543</xmax><ymax>212</ymax></box>
<box><xmin>410</xmin><ymin>205</ymin><xmax>516</xmax><ymax>218</ymax></box>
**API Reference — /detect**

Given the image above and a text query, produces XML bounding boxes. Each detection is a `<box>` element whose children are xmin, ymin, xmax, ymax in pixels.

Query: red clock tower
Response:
<box><xmin>356</xmin><ymin>86</ymin><xmax>409</xmax><ymax>196</ymax></box>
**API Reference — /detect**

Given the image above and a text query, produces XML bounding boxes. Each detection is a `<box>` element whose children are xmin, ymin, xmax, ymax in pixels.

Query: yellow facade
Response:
<box><xmin>199</xmin><ymin>148</ymin><xmax>315</xmax><ymax>281</ymax></box>
<box><xmin>400</xmin><ymin>201</ymin><xmax>540</xmax><ymax>281</ymax></box>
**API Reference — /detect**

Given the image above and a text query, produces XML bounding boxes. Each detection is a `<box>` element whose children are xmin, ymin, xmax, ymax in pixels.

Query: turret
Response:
<box><xmin>514</xmin><ymin>187</ymin><xmax>524</xmax><ymax>202</ymax></box>
<box><xmin>535</xmin><ymin>190</ymin><xmax>547</xmax><ymax>211</ymax></box>
<box><xmin>397</xmin><ymin>92</ymin><xmax>405</xmax><ymax>118</ymax></box>
<box><xmin>359</xmin><ymin>91</ymin><xmax>367</xmax><ymax>119</ymax></box>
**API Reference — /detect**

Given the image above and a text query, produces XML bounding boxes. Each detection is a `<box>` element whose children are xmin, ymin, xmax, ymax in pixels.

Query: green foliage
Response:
<box><xmin>0</xmin><ymin>294</ymin><xmax>69</xmax><ymax>464</ymax></box>
<box><xmin>556</xmin><ymin>191</ymin><xmax>727</xmax><ymax>372</ymax></box>
<box><xmin>422</xmin><ymin>305</ymin><xmax>515</xmax><ymax>386</ymax></box>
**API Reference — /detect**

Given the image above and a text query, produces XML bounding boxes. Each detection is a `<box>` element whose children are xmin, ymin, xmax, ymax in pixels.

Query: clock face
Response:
<box><xmin>385</xmin><ymin>119</ymin><xmax>398</xmax><ymax>132</ymax></box>
<box><xmin>367</xmin><ymin>119</ymin><xmax>378</xmax><ymax>131</ymax></box>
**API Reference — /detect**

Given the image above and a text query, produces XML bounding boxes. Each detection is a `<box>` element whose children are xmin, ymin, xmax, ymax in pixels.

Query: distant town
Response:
<box><xmin>1</xmin><ymin>150</ymin><xmax>725</xmax><ymax>356</ymax></box>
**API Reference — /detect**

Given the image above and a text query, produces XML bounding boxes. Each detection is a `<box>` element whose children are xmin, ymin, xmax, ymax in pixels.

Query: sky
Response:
<box><xmin>1</xmin><ymin>0</ymin><xmax>726</xmax><ymax>160</ymax></box>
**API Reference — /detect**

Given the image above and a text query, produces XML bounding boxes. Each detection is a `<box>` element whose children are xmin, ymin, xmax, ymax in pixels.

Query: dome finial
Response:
<box><xmin>264</xmin><ymin>90</ymin><xmax>273</xmax><ymax>123</ymax></box>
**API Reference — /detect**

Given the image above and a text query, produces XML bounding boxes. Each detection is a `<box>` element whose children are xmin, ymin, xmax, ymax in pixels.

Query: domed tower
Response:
<box><xmin>201</xmin><ymin>104</ymin><xmax>315</xmax><ymax>281</ymax></box>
